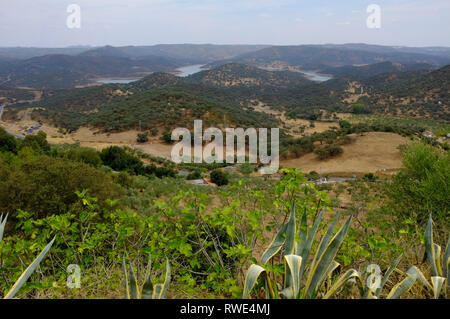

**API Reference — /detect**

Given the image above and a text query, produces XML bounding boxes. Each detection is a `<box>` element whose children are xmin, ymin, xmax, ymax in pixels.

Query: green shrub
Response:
<box><xmin>210</xmin><ymin>170</ymin><xmax>229</xmax><ymax>186</ymax></box>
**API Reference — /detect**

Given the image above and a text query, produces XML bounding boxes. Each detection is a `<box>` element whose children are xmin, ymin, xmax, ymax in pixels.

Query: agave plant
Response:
<box><xmin>122</xmin><ymin>255</ymin><xmax>171</xmax><ymax>299</ymax></box>
<box><xmin>389</xmin><ymin>215</ymin><xmax>449</xmax><ymax>299</ymax></box>
<box><xmin>243</xmin><ymin>202</ymin><xmax>362</xmax><ymax>299</ymax></box>
<box><xmin>0</xmin><ymin>213</ymin><xmax>55</xmax><ymax>299</ymax></box>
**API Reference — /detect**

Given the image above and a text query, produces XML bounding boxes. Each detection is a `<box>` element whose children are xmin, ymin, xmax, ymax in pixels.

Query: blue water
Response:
<box><xmin>300</xmin><ymin>71</ymin><xmax>332</xmax><ymax>82</ymax></box>
<box><xmin>176</xmin><ymin>64</ymin><xmax>205</xmax><ymax>77</ymax></box>
<box><xmin>97</xmin><ymin>78</ymin><xmax>141</xmax><ymax>84</ymax></box>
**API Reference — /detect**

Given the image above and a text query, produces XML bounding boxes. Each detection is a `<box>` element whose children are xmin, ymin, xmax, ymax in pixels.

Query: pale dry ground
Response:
<box><xmin>281</xmin><ymin>132</ymin><xmax>411</xmax><ymax>175</ymax></box>
<box><xmin>47</xmin><ymin>127</ymin><xmax>173</xmax><ymax>158</ymax></box>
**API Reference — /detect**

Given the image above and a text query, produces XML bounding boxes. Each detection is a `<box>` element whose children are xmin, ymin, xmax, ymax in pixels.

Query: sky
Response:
<box><xmin>0</xmin><ymin>0</ymin><xmax>449</xmax><ymax>47</ymax></box>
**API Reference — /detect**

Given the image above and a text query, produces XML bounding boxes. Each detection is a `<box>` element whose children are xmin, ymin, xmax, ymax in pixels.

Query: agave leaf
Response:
<box><xmin>431</xmin><ymin>276</ymin><xmax>446</xmax><ymax>299</ymax></box>
<box><xmin>128</xmin><ymin>262</ymin><xmax>139</xmax><ymax>299</ymax></box>
<box><xmin>243</xmin><ymin>264</ymin><xmax>266</xmax><ymax>298</ymax></box>
<box><xmin>315</xmin><ymin>210</ymin><xmax>341</xmax><ymax>263</ymax></box>
<box><xmin>284</xmin><ymin>254</ymin><xmax>302</xmax><ymax>299</ymax></box>
<box><xmin>305</xmin><ymin>216</ymin><xmax>352</xmax><ymax>297</ymax></box>
<box><xmin>122</xmin><ymin>255</ymin><xmax>131</xmax><ymax>299</ymax></box>
<box><xmin>434</xmin><ymin>243</ymin><xmax>443</xmax><ymax>277</ymax></box>
<box><xmin>375</xmin><ymin>253</ymin><xmax>403</xmax><ymax>297</ymax></box>
<box><xmin>407</xmin><ymin>266</ymin><xmax>433</xmax><ymax>291</ymax></box>
<box><xmin>446</xmin><ymin>257</ymin><xmax>450</xmax><ymax>295</ymax></box>
<box><xmin>298</xmin><ymin>209</ymin><xmax>325</xmax><ymax>283</ymax></box>
<box><xmin>444</xmin><ymin>237</ymin><xmax>450</xmax><ymax>278</ymax></box>
<box><xmin>158</xmin><ymin>258</ymin><xmax>171</xmax><ymax>299</ymax></box>
<box><xmin>261</xmin><ymin>224</ymin><xmax>287</xmax><ymax>264</ymax></box>
<box><xmin>387</xmin><ymin>268</ymin><xmax>418</xmax><ymax>299</ymax></box>
<box><xmin>279</xmin><ymin>287</ymin><xmax>294</xmax><ymax>299</ymax></box>
<box><xmin>323</xmin><ymin>269</ymin><xmax>361</xmax><ymax>299</ymax></box>
<box><xmin>295</xmin><ymin>211</ymin><xmax>307</xmax><ymax>256</ymax></box>
<box><xmin>152</xmin><ymin>284</ymin><xmax>163</xmax><ymax>299</ymax></box>
<box><xmin>4</xmin><ymin>236</ymin><xmax>56</xmax><ymax>299</ymax></box>
<box><xmin>321</xmin><ymin>260</ymin><xmax>340</xmax><ymax>286</ymax></box>
<box><xmin>284</xmin><ymin>202</ymin><xmax>296</xmax><ymax>256</ymax></box>
<box><xmin>0</xmin><ymin>213</ymin><xmax>7</xmax><ymax>243</ymax></box>
<box><xmin>425</xmin><ymin>215</ymin><xmax>439</xmax><ymax>276</ymax></box>
<box><xmin>141</xmin><ymin>256</ymin><xmax>153</xmax><ymax>299</ymax></box>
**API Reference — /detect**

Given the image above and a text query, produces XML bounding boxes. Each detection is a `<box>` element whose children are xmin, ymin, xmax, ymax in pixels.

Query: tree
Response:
<box><xmin>21</xmin><ymin>131</ymin><xmax>50</xmax><ymax>153</ymax></box>
<box><xmin>0</xmin><ymin>128</ymin><xmax>17</xmax><ymax>153</ymax></box>
<box><xmin>339</xmin><ymin>120</ymin><xmax>351</xmax><ymax>129</ymax></box>
<box><xmin>386</xmin><ymin>142</ymin><xmax>449</xmax><ymax>225</ymax></box>
<box><xmin>137</xmin><ymin>132</ymin><xmax>149</xmax><ymax>143</ymax></box>
<box><xmin>0</xmin><ymin>156</ymin><xmax>124</xmax><ymax>218</ymax></box>
<box><xmin>210</xmin><ymin>169</ymin><xmax>229</xmax><ymax>186</ymax></box>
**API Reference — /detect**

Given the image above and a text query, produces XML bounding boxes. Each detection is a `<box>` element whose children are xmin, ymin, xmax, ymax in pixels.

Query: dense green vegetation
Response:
<box><xmin>0</xmin><ymin>126</ymin><xmax>448</xmax><ymax>299</ymax></box>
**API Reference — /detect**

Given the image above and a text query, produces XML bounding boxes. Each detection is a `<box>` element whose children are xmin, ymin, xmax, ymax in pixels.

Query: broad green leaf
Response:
<box><xmin>283</xmin><ymin>255</ymin><xmax>302</xmax><ymax>299</ymax></box>
<box><xmin>323</xmin><ymin>269</ymin><xmax>361</xmax><ymax>299</ymax></box>
<box><xmin>305</xmin><ymin>216</ymin><xmax>352</xmax><ymax>297</ymax></box>
<box><xmin>5</xmin><ymin>236</ymin><xmax>56</xmax><ymax>299</ymax></box>
<box><xmin>243</xmin><ymin>264</ymin><xmax>266</xmax><ymax>298</ymax></box>
<box><xmin>261</xmin><ymin>224</ymin><xmax>287</xmax><ymax>264</ymax></box>
<box><xmin>375</xmin><ymin>253</ymin><xmax>403</xmax><ymax>297</ymax></box>
<box><xmin>407</xmin><ymin>266</ymin><xmax>432</xmax><ymax>291</ymax></box>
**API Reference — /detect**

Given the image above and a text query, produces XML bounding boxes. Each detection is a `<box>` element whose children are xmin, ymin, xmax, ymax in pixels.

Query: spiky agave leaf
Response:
<box><xmin>141</xmin><ymin>256</ymin><xmax>154</xmax><ymax>299</ymax></box>
<box><xmin>282</xmin><ymin>255</ymin><xmax>302</xmax><ymax>299</ymax></box>
<box><xmin>261</xmin><ymin>224</ymin><xmax>287</xmax><ymax>264</ymax></box>
<box><xmin>4</xmin><ymin>236</ymin><xmax>56</xmax><ymax>299</ymax></box>
<box><xmin>425</xmin><ymin>215</ymin><xmax>440</xmax><ymax>276</ymax></box>
<box><xmin>387</xmin><ymin>266</ymin><xmax>419</xmax><ymax>299</ymax></box>
<box><xmin>0</xmin><ymin>213</ymin><xmax>8</xmax><ymax>243</ymax></box>
<box><xmin>284</xmin><ymin>202</ymin><xmax>297</xmax><ymax>256</ymax></box>
<box><xmin>122</xmin><ymin>255</ymin><xmax>131</xmax><ymax>299</ymax></box>
<box><xmin>297</xmin><ymin>209</ymin><xmax>325</xmax><ymax>285</ymax></box>
<box><xmin>243</xmin><ymin>264</ymin><xmax>266</xmax><ymax>299</ymax></box>
<box><xmin>128</xmin><ymin>262</ymin><xmax>139</xmax><ymax>299</ymax></box>
<box><xmin>157</xmin><ymin>258</ymin><xmax>171</xmax><ymax>299</ymax></box>
<box><xmin>375</xmin><ymin>253</ymin><xmax>403</xmax><ymax>298</ymax></box>
<box><xmin>431</xmin><ymin>276</ymin><xmax>446</xmax><ymax>299</ymax></box>
<box><xmin>323</xmin><ymin>269</ymin><xmax>361</xmax><ymax>299</ymax></box>
<box><xmin>304</xmin><ymin>216</ymin><xmax>352</xmax><ymax>297</ymax></box>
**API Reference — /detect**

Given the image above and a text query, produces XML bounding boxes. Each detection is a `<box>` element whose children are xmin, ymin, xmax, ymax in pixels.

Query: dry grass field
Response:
<box><xmin>281</xmin><ymin>132</ymin><xmax>411</xmax><ymax>175</ymax></box>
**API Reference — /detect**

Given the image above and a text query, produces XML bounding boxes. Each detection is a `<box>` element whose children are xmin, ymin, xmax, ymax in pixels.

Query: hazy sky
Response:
<box><xmin>1</xmin><ymin>0</ymin><xmax>449</xmax><ymax>47</ymax></box>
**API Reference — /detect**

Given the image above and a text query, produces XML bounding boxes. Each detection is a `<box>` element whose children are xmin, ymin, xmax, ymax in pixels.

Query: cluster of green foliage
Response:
<box><xmin>210</xmin><ymin>169</ymin><xmax>229</xmax><ymax>186</ymax></box>
<box><xmin>314</xmin><ymin>144</ymin><xmax>343</xmax><ymax>160</ymax></box>
<box><xmin>386</xmin><ymin>142</ymin><xmax>449</xmax><ymax>226</ymax></box>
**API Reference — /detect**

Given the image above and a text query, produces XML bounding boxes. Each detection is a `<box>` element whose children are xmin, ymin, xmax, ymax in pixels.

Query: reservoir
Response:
<box><xmin>96</xmin><ymin>78</ymin><xmax>141</xmax><ymax>84</ymax></box>
<box><xmin>299</xmin><ymin>70</ymin><xmax>332</xmax><ymax>82</ymax></box>
<box><xmin>175</xmin><ymin>64</ymin><xmax>205</xmax><ymax>77</ymax></box>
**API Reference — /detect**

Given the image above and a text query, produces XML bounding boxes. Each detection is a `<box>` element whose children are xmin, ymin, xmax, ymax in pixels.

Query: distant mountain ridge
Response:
<box><xmin>207</xmin><ymin>44</ymin><xmax>450</xmax><ymax>70</ymax></box>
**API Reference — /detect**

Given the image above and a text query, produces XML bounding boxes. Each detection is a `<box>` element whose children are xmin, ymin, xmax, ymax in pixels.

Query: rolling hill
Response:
<box><xmin>207</xmin><ymin>44</ymin><xmax>450</xmax><ymax>70</ymax></box>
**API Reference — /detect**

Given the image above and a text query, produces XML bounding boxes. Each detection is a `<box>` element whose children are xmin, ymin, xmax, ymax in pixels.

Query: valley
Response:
<box><xmin>0</xmin><ymin>42</ymin><xmax>448</xmax><ymax>301</ymax></box>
